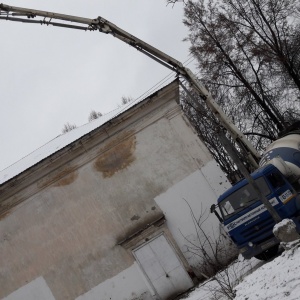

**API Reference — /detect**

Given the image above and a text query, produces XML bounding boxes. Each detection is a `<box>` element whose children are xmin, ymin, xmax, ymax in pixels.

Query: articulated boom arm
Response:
<box><xmin>0</xmin><ymin>3</ymin><xmax>261</xmax><ymax>165</ymax></box>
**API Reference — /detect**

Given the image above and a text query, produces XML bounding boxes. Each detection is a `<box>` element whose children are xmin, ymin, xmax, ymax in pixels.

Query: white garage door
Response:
<box><xmin>133</xmin><ymin>234</ymin><xmax>193</xmax><ymax>300</ymax></box>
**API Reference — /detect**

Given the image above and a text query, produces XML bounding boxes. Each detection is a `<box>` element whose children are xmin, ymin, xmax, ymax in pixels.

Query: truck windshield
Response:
<box><xmin>219</xmin><ymin>177</ymin><xmax>270</xmax><ymax>220</ymax></box>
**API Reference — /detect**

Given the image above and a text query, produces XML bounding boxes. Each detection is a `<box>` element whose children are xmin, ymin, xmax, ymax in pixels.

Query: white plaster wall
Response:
<box><xmin>3</xmin><ymin>277</ymin><xmax>55</xmax><ymax>300</ymax></box>
<box><xmin>0</xmin><ymin>83</ymin><xmax>231</xmax><ymax>299</ymax></box>
<box><xmin>76</xmin><ymin>263</ymin><xmax>154</xmax><ymax>300</ymax></box>
<box><xmin>200</xmin><ymin>161</ymin><xmax>231</xmax><ymax>196</ymax></box>
<box><xmin>154</xmin><ymin>161</ymin><xmax>231</xmax><ymax>270</ymax></box>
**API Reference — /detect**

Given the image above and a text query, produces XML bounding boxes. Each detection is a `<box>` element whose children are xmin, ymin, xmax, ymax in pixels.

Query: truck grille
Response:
<box><xmin>240</xmin><ymin>217</ymin><xmax>275</xmax><ymax>241</ymax></box>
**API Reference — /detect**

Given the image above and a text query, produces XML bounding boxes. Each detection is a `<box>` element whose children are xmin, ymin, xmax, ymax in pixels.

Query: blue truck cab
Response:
<box><xmin>217</xmin><ymin>163</ymin><xmax>300</xmax><ymax>260</ymax></box>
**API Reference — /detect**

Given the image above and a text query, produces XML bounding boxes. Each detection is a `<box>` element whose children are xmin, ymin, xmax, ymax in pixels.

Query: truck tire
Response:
<box><xmin>254</xmin><ymin>244</ymin><xmax>279</xmax><ymax>261</ymax></box>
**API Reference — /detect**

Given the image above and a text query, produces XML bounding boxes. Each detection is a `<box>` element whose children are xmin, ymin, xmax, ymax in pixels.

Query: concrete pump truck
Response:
<box><xmin>1</xmin><ymin>3</ymin><xmax>299</xmax><ymax>262</ymax></box>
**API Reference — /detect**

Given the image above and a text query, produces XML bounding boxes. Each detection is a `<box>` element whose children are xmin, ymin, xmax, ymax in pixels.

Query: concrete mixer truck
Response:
<box><xmin>213</xmin><ymin>129</ymin><xmax>300</xmax><ymax>260</ymax></box>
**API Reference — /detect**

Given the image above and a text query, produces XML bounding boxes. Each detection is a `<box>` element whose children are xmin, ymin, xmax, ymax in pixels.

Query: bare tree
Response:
<box><xmin>181</xmin><ymin>198</ymin><xmax>257</xmax><ymax>300</ymax></box>
<box><xmin>163</xmin><ymin>0</ymin><xmax>300</xmax><ymax>180</ymax></box>
<box><xmin>121</xmin><ymin>96</ymin><xmax>133</xmax><ymax>106</ymax></box>
<box><xmin>181</xmin><ymin>199</ymin><xmax>238</xmax><ymax>279</ymax></box>
<box><xmin>88</xmin><ymin>110</ymin><xmax>102</xmax><ymax>122</ymax></box>
<box><xmin>62</xmin><ymin>122</ymin><xmax>77</xmax><ymax>133</ymax></box>
<box><xmin>224</xmin><ymin>0</ymin><xmax>300</xmax><ymax>91</ymax></box>
<box><xmin>183</xmin><ymin>0</ymin><xmax>287</xmax><ymax>131</ymax></box>
<box><xmin>166</xmin><ymin>0</ymin><xmax>300</xmax><ymax>93</ymax></box>
<box><xmin>180</xmin><ymin>85</ymin><xmax>244</xmax><ymax>181</ymax></box>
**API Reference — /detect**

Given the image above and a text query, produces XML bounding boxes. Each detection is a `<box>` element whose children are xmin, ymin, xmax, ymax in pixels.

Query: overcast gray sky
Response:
<box><xmin>0</xmin><ymin>0</ymin><xmax>195</xmax><ymax>171</ymax></box>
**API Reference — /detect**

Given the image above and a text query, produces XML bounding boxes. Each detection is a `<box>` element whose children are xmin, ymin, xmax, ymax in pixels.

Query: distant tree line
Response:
<box><xmin>167</xmin><ymin>0</ymin><xmax>300</xmax><ymax>181</ymax></box>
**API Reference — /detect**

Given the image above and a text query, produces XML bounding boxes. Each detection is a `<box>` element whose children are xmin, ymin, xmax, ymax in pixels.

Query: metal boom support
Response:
<box><xmin>0</xmin><ymin>3</ymin><xmax>261</xmax><ymax>166</ymax></box>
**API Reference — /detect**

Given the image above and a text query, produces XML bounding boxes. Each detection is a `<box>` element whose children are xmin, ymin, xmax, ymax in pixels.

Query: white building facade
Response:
<box><xmin>0</xmin><ymin>81</ymin><xmax>231</xmax><ymax>300</ymax></box>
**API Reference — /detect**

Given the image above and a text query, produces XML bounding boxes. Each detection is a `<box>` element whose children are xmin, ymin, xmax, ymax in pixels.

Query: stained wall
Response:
<box><xmin>0</xmin><ymin>82</ymin><xmax>230</xmax><ymax>300</ymax></box>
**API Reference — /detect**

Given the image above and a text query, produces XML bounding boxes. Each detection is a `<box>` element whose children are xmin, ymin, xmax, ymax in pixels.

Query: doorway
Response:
<box><xmin>133</xmin><ymin>234</ymin><xmax>193</xmax><ymax>299</ymax></box>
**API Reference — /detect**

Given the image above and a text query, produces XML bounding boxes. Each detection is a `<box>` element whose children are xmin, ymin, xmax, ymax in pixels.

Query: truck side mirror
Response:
<box><xmin>210</xmin><ymin>204</ymin><xmax>223</xmax><ymax>222</ymax></box>
<box><xmin>210</xmin><ymin>204</ymin><xmax>216</xmax><ymax>213</ymax></box>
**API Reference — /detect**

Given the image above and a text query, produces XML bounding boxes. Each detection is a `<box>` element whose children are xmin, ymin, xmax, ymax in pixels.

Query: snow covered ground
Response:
<box><xmin>182</xmin><ymin>242</ymin><xmax>300</xmax><ymax>300</ymax></box>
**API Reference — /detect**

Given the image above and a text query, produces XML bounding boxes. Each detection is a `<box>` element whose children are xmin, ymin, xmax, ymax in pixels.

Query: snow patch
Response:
<box><xmin>273</xmin><ymin>218</ymin><xmax>296</xmax><ymax>233</ymax></box>
<box><xmin>273</xmin><ymin>219</ymin><xmax>300</xmax><ymax>244</ymax></box>
<box><xmin>183</xmin><ymin>244</ymin><xmax>300</xmax><ymax>300</ymax></box>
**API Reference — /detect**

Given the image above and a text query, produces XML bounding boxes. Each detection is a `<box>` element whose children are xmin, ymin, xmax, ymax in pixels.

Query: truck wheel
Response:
<box><xmin>254</xmin><ymin>244</ymin><xmax>279</xmax><ymax>261</ymax></box>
